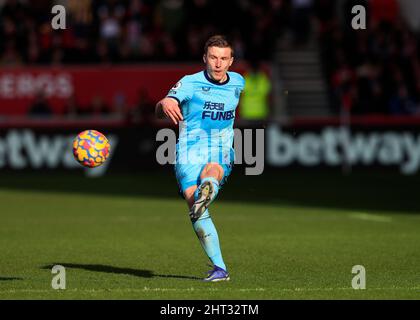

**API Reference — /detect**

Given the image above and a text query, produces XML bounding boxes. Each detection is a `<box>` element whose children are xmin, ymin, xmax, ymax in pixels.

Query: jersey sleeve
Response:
<box><xmin>166</xmin><ymin>76</ymin><xmax>194</xmax><ymax>105</ymax></box>
<box><xmin>239</xmin><ymin>74</ymin><xmax>246</xmax><ymax>91</ymax></box>
<box><xmin>232</xmin><ymin>72</ymin><xmax>245</xmax><ymax>92</ymax></box>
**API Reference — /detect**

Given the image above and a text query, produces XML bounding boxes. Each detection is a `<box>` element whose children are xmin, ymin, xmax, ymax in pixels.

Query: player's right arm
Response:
<box><xmin>155</xmin><ymin>97</ymin><xmax>183</xmax><ymax>125</ymax></box>
<box><xmin>155</xmin><ymin>76</ymin><xmax>193</xmax><ymax>125</ymax></box>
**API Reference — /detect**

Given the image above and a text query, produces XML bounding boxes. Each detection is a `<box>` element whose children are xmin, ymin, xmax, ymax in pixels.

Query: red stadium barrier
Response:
<box><xmin>0</xmin><ymin>64</ymin><xmax>245</xmax><ymax>116</ymax></box>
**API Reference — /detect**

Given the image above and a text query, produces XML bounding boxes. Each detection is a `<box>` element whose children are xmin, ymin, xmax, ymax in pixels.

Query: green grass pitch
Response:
<box><xmin>0</xmin><ymin>170</ymin><xmax>419</xmax><ymax>299</ymax></box>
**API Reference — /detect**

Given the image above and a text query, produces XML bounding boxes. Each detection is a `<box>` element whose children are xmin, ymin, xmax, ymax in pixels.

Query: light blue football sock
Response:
<box><xmin>191</xmin><ymin>209</ymin><xmax>227</xmax><ymax>272</ymax></box>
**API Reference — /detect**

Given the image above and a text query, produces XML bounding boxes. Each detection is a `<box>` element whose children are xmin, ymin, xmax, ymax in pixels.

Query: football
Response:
<box><xmin>72</xmin><ymin>130</ymin><xmax>110</xmax><ymax>168</ymax></box>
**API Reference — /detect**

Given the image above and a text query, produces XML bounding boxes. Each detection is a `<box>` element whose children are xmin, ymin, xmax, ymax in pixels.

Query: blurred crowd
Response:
<box><xmin>317</xmin><ymin>0</ymin><xmax>420</xmax><ymax>116</ymax></box>
<box><xmin>0</xmin><ymin>0</ymin><xmax>288</xmax><ymax>120</ymax></box>
<box><xmin>0</xmin><ymin>0</ymin><xmax>288</xmax><ymax>65</ymax></box>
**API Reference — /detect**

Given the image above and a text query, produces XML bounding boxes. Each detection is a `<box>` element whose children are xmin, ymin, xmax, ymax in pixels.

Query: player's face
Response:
<box><xmin>203</xmin><ymin>46</ymin><xmax>233</xmax><ymax>82</ymax></box>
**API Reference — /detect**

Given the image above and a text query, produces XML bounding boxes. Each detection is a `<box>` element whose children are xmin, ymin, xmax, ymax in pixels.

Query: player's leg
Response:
<box><xmin>189</xmin><ymin>163</ymin><xmax>230</xmax><ymax>280</ymax></box>
<box><xmin>177</xmin><ymin>162</ymin><xmax>230</xmax><ymax>281</ymax></box>
<box><xmin>185</xmin><ymin>189</ymin><xmax>228</xmax><ymax>280</ymax></box>
<box><xmin>183</xmin><ymin>185</ymin><xmax>197</xmax><ymax>209</ymax></box>
<box><xmin>189</xmin><ymin>162</ymin><xmax>224</xmax><ymax>220</ymax></box>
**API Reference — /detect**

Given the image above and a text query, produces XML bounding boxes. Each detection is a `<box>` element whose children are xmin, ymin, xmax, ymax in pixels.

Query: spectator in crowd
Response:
<box><xmin>0</xmin><ymin>40</ymin><xmax>22</xmax><ymax>65</ymax></box>
<box><xmin>240</xmin><ymin>59</ymin><xmax>272</xmax><ymax>120</ymax></box>
<box><xmin>89</xmin><ymin>94</ymin><xmax>110</xmax><ymax>117</ymax></box>
<box><xmin>28</xmin><ymin>90</ymin><xmax>53</xmax><ymax>117</ymax></box>
<box><xmin>130</xmin><ymin>87</ymin><xmax>156</xmax><ymax>123</ymax></box>
<box><xmin>112</xmin><ymin>92</ymin><xmax>128</xmax><ymax>118</ymax></box>
<box><xmin>65</xmin><ymin>94</ymin><xmax>82</xmax><ymax>119</ymax></box>
<box><xmin>389</xmin><ymin>84</ymin><xmax>419</xmax><ymax>115</ymax></box>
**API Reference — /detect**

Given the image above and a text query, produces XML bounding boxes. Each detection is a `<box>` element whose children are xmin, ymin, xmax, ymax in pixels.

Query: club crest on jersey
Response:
<box><xmin>172</xmin><ymin>82</ymin><xmax>182</xmax><ymax>90</ymax></box>
<box><xmin>202</xmin><ymin>87</ymin><xmax>211</xmax><ymax>92</ymax></box>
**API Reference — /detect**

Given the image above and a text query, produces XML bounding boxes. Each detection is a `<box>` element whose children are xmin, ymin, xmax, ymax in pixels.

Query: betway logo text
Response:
<box><xmin>268</xmin><ymin>126</ymin><xmax>420</xmax><ymax>175</ymax></box>
<box><xmin>0</xmin><ymin>130</ymin><xmax>117</xmax><ymax>177</ymax></box>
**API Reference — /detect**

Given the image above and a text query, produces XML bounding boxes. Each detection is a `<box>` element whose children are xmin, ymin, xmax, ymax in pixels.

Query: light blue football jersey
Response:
<box><xmin>167</xmin><ymin>70</ymin><xmax>245</xmax><ymax>165</ymax></box>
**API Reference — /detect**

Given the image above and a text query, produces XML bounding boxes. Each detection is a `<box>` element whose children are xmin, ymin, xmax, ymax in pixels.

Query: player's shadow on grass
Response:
<box><xmin>41</xmin><ymin>264</ymin><xmax>201</xmax><ymax>281</ymax></box>
<box><xmin>0</xmin><ymin>277</ymin><xmax>23</xmax><ymax>281</ymax></box>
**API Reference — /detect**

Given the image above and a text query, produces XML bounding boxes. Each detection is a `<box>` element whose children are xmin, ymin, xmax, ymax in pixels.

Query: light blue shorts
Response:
<box><xmin>174</xmin><ymin>147</ymin><xmax>234</xmax><ymax>198</ymax></box>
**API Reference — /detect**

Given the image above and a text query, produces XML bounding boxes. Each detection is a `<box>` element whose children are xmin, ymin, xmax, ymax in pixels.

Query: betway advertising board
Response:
<box><xmin>1</xmin><ymin>122</ymin><xmax>420</xmax><ymax>176</ymax></box>
<box><xmin>267</xmin><ymin>124</ymin><xmax>420</xmax><ymax>175</ymax></box>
